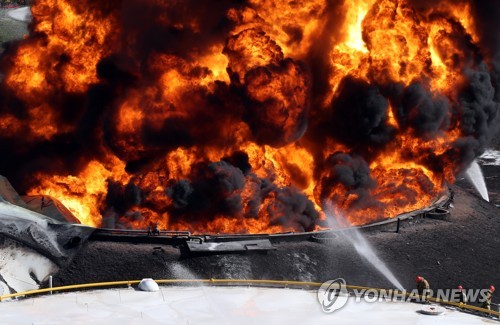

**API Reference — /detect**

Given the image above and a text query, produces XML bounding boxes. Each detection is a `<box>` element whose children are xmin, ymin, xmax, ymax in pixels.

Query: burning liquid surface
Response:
<box><xmin>0</xmin><ymin>0</ymin><xmax>499</xmax><ymax>233</ymax></box>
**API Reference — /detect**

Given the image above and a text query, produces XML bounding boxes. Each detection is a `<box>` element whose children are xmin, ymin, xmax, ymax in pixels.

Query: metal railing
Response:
<box><xmin>0</xmin><ymin>278</ymin><xmax>498</xmax><ymax>318</ymax></box>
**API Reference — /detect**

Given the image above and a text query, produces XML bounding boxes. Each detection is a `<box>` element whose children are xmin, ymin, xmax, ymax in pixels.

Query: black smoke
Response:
<box><xmin>0</xmin><ymin>0</ymin><xmax>499</xmax><ymax>232</ymax></box>
<box><xmin>317</xmin><ymin>152</ymin><xmax>379</xmax><ymax>212</ymax></box>
<box><xmin>391</xmin><ymin>82</ymin><xmax>450</xmax><ymax>138</ymax></box>
<box><xmin>323</xmin><ymin>76</ymin><xmax>396</xmax><ymax>152</ymax></box>
<box><xmin>165</xmin><ymin>158</ymin><xmax>320</xmax><ymax>232</ymax></box>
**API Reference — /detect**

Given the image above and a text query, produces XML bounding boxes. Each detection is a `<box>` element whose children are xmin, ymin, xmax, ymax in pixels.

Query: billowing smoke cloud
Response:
<box><xmin>316</xmin><ymin>152</ymin><xmax>379</xmax><ymax>211</ymax></box>
<box><xmin>168</xmin><ymin>161</ymin><xmax>246</xmax><ymax>219</ymax></box>
<box><xmin>391</xmin><ymin>82</ymin><xmax>450</xmax><ymax>138</ymax></box>
<box><xmin>225</xmin><ymin>29</ymin><xmax>311</xmax><ymax>147</ymax></box>
<box><xmin>447</xmin><ymin>65</ymin><xmax>500</xmax><ymax>171</ymax></box>
<box><xmin>326</xmin><ymin>77</ymin><xmax>395</xmax><ymax>150</ymax></box>
<box><xmin>166</xmin><ymin>159</ymin><xmax>319</xmax><ymax>232</ymax></box>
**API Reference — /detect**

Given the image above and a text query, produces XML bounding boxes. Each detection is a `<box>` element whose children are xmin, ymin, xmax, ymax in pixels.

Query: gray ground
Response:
<box><xmin>0</xmin><ymin>8</ymin><xmax>28</xmax><ymax>53</ymax></box>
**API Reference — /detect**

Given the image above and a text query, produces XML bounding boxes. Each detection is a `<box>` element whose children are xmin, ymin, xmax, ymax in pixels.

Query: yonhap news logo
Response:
<box><xmin>317</xmin><ymin>278</ymin><xmax>492</xmax><ymax>313</ymax></box>
<box><xmin>317</xmin><ymin>278</ymin><xmax>349</xmax><ymax>313</ymax></box>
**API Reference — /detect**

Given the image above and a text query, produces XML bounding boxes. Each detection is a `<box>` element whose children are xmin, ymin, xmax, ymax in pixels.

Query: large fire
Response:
<box><xmin>0</xmin><ymin>0</ymin><xmax>499</xmax><ymax>233</ymax></box>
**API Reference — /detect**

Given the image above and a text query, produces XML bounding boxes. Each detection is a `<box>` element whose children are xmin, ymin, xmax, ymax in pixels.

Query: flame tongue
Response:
<box><xmin>1</xmin><ymin>0</ymin><xmax>499</xmax><ymax>233</ymax></box>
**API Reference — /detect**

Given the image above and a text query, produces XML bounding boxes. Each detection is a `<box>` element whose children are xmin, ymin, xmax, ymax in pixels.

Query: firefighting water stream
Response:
<box><xmin>465</xmin><ymin>160</ymin><xmax>490</xmax><ymax>202</ymax></box>
<box><xmin>324</xmin><ymin>202</ymin><xmax>404</xmax><ymax>291</ymax></box>
<box><xmin>0</xmin><ymin>1</ymin><xmax>499</xmax><ymax>233</ymax></box>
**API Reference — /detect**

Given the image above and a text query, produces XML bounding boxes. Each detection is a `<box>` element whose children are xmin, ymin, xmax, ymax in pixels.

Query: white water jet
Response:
<box><xmin>170</xmin><ymin>263</ymin><xmax>199</xmax><ymax>280</ymax></box>
<box><xmin>465</xmin><ymin>159</ymin><xmax>489</xmax><ymax>202</ymax></box>
<box><xmin>324</xmin><ymin>202</ymin><xmax>404</xmax><ymax>291</ymax></box>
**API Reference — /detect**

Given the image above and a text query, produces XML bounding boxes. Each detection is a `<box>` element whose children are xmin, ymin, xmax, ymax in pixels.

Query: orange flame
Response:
<box><xmin>0</xmin><ymin>0</ymin><xmax>490</xmax><ymax>233</ymax></box>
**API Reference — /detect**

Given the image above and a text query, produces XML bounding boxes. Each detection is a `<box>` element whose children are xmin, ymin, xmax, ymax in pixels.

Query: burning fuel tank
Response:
<box><xmin>0</xmin><ymin>1</ymin><xmax>499</xmax><ymax>236</ymax></box>
<box><xmin>0</xmin><ymin>0</ymin><xmax>499</xmax><ymax>307</ymax></box>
